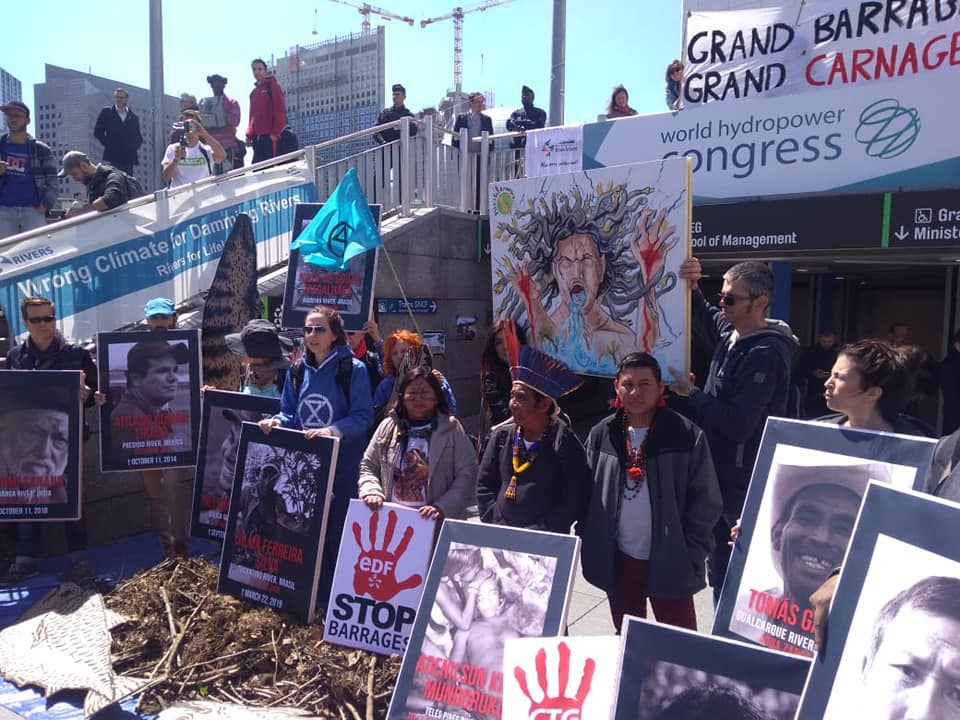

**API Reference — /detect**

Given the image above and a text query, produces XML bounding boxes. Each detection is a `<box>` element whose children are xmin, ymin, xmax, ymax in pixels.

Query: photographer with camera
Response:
<box><xmin>161</xmin><ymin>111</ymin><xmax>225</xmax><ymax>188</ymax></box>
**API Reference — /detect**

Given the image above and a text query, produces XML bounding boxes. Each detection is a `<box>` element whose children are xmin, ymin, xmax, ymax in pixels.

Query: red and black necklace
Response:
<box><xmin>622</xmin><ymin>414</ymin><xmax>653</xmax><ymax>499</ymax></box>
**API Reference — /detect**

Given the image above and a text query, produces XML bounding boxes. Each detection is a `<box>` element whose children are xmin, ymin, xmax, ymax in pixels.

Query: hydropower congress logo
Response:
<box><xmin>855</xmin><ymin>98</ymin><xmax>920</xmax><ymax>160</ymax></box>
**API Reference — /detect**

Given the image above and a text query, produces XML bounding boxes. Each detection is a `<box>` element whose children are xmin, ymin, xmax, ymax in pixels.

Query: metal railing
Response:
<box><xmin>0</xmin><ymin>118</ymin><xmax>530</xmax><ymax>253</ymax></box>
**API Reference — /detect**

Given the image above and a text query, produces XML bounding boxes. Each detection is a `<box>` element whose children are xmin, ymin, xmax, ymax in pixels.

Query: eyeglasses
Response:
<box><xmin>717</xmin><ymin>293</ymin><xmax>755</xmax><ymax>307</ymax></box>
<box><xmin>27</xmin><ymin>315</ymin><xmax>56</xmax><ymax>325</ymax></box>
<box><xmin>303</xmin><ymin>326</ymin><xmax>328</xmax><ymax>335</ymax></box>
<box><xmin>148</xmin><ymin>314</ymin><xmax>174</xmax><ymax>320</ymax></box>
<box><xmin>403</xmin><ymin>391</ymin><xmax>437</xmax><ymax>401</ymax></box>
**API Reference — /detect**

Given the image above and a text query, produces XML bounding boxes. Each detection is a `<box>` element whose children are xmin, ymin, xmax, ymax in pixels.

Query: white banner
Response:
<box><xmin>0</xmin><ymin>163</ymin><xmax>316</xmax><ymax>342</ymax></box>
<box><xmin>683</xmin><ymin>0</ymin><xmax>960</xmax><ymax>106</ymax></box>
<box><xmin>582</xmin><ymin>71</ymin><xmax>960</xmax><ymax>200</ymax></box>
<box><xmin>324</xmin><ymin>501</ymin><xmax>434</xmax><ymax>656</ymax></box>
<box><xmin>523</xmin><ymin>124</ymin><xmax>583</xmax><ymax>178</ymax></box>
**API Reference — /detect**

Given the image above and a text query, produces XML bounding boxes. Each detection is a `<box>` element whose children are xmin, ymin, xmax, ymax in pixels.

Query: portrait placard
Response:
<box><xmin>217</xmin><ymin>423</ymin><xmax>338</xmax><ymax>624</ymax></box>
<box><xmin>387</xmin><ymin>520</ymin><xmax>579</xmax><ymax>720</ymax></box>
<box><xmin>281</xmin><ymin>203</ymin><xmax>381</xmax><ymax>331</ymax></box>
<box><xmin>796</xmin><ymin>483</ymin><xmax>960</xmax><ymax>719</ymax></box>
<box><xmin>324</xmin><ymin>500</ymin><xmax>436</xmax><ymax>655</ymax></box>
<box><xmin>190</xmin><ymin>390</ymin><xmax>280</xmax><ymax>541</ymax></box>
<box><xmin>714</xmin><ymin>418</ymin><xmax>937</xmax><ymax>657</ymax></box>
<box><xmin>613</xmin><ymin>617</ymin><xmax>810</xmax><ymax>720</ymax></box>
<box><xmin>97</xmin><ymin>329</ymin><xmax>201</xmax><ymax>472</ymax></box>
<box><xmin>489</xmin><ymin>158</ymin><xmax>691</xmax><ymax>377</ymax></box>
<box><xmin>503</xmin><ymin>636</ymin><xmax>620</xmax><ymax>720</ymax></box>
<box><xmin>0</xmin><ymin>370</ymin><xmax>83</xmax><ymax>521</ymax></box>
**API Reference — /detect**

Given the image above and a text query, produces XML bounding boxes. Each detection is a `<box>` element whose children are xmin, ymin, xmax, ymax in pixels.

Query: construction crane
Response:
<box><xmin>326</xmin><ymin>0</ymin><xmax>415</xmax><ymax>35</ymax></box>
<box><xmin>420</xmin><ymin>0</ymin><xmax>517</xmax><ymax>97</ymax></box>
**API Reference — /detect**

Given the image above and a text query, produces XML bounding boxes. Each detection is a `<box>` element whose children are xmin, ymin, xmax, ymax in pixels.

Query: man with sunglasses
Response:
<box><xmin>668</xmin><ymin>259</ymin><xmax>798</xmax><ymax>604</ymax></box>
<box><xmin>1</xmin><ymin>296</ymin><xmax>99</xmax><ymax>585</ymax></box>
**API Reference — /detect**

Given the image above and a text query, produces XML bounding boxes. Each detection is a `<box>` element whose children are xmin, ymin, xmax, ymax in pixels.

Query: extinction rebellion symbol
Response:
<box><xmin>325</xmin><ymin>221</ymin><xmax>352</xmax><ymax>258</ymax></box>
<box><xmin>855</xmin><ymin>98</ymin><xmax>920</xmax><ymax>160</ymax></box>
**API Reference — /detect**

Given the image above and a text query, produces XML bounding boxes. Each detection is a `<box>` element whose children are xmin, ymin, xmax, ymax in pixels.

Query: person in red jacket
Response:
<box><xmin>246</xmin><ymin>58</ymin><xmax>286</xmax><ymax>164</ymax></box>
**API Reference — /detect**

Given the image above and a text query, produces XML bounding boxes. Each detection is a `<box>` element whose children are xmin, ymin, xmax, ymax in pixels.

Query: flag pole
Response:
<box><xmin>380</xmin><ymin>246</ymin><xmax>424</xmax><ymax>338</ymax></box>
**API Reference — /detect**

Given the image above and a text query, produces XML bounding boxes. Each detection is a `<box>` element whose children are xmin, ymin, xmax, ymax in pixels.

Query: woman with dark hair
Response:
<box><xmin>258</xmin><ymin>305</ymin><xmax>374</xmax><ymax>605</ymax></box>
<box><xmin>373</xmin><ymin>329</ymin><xmax>458</xmax><ymax>419</ymax></box>
<box><xmin>480</xmin><ymin>320</ymin><xmax>528</xmax><ymax>427</ymax></box>
<box><xmin>665</xmin><ymin>60</ymin><xmax>684</xmax><ymax>110</ymax></box>
<box><xmin>359</xmin><ymin>367</ymin><xmax>477</xmax><ymax>520</ymax></box>
<box><xmin>606</xmin><ymin>85</ymin><xmax>637</xmax><ymax>119</ymax></box>
<box><xmin>820</xmin><ymin>339</ymin><xmax>933</xmax><ymax>436</ymax></box>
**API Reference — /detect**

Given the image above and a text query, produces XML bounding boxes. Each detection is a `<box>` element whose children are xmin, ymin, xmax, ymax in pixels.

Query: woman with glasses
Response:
<box><xmin>359</xmin><ymin>367</ymin><xmax>476</xmax><ymax>521</ymax></box>
<box><xmin>259</xmin><ymin>305</ymin><xmax>374</xmax><ymax>607</ymax></box>
<box><xmin>373</xmin><ymin>329</ymin><xmax>458</xmax><ymax>421</ymax></box>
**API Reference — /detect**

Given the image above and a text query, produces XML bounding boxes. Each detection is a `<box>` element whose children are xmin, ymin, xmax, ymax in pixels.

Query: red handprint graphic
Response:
<box><xmin>514</xmin><ymin>641</ymin><xmax>596</xmax><ymax>720</ymax></box>
<box><xmin>351</xmin><ymin>508</ymin><xmax>423</xmax><ymax>602</ymax></box>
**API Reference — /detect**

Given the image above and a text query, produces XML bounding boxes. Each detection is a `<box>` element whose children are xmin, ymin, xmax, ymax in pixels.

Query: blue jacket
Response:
<box><xmin>687</xmin><ymin>289</ymin><xmax>798</xmax><ymax>519</ymax></box>
<box><xmin>274</xmin><ymin>344</ymin><xmax>373</xmax><ymax>492</ymax></box>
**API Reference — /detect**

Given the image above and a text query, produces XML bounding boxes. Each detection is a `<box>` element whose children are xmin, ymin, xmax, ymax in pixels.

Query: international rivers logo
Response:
<box><xmin>855</xmin><ymin>98</ymin><xmax>920</xmax><ymax>160</ymax></box>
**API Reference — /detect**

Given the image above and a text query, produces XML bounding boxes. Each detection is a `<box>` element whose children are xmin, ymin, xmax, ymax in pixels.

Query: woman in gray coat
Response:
<box><xmin>359</xmin><ymin>367</ymin><xmax>477</xmax><ymax>520</ymax></box>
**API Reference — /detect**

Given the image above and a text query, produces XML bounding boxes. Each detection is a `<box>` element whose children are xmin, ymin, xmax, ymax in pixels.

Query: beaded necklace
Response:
<box><xmin>622</xmin><ymin>413</ymin><xmax>653</xmax><ymax>501</ymax></box>
<box><xmin>506</xmin><ymin>426</ymin><xmax>541</xmax><ymax>500</ymax></box>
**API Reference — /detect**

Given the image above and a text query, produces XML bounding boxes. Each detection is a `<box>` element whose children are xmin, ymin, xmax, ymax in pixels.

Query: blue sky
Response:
<box><xmin>5</xmin><ymin>1</ymin><xmax>682</xmax><ymax>129</ymax></box>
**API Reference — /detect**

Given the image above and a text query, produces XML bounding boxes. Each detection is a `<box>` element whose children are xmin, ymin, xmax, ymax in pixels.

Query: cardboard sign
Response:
<box><xmin>797</xmin><ymin>483</ymin><xmax>960</xmax><ymax>719</ymax></box>
<box><xmin>387</xmin><ymin>520</ymin><xmax>580</xmax><ymax>720</ymax></box>
<box><xmin>324</xmin><ymin>500</ymin><xmax>436</xmax><ymax>655</ymax></box>
<box><xmin>613</xmin><ymin>616</ymin><xmax>810</xmax><ymax>720</ymax></box>
<box><xmin>503</xmin><ymin>636</ymin><xmax>620</xmax><ymax>720</ymax></box>
<box><xmin>281</xmin><ymin>203</ymin><xmax>381</xmax><ymax>331</ymax></box>
<box><xmin>97</xmin><ymin>329</ymin><xmax>202</xmax><ymax>472</ymax></box>
<box><xmin>489</xmin><ymin>158</ymin><xmax>691</xmax><ymax>378</ymax></box>
<box><xmin>190</xmin><ymin>390</ymin><xmax>280</xmax><ymax>541</ymax></box>
<box><xmin>217</xmin><ymin>423</ymin><xmax>338</xmax><ymax>624</ymax></box>
<box><xmin>714</xmin><ymin>418</ymin><xmax>937</xmax><ymax>657</ymax></box>
<box><xmin>0</xmin><ymin>370</ymin><xmax>83</xmax><ymax>522</ymax></box>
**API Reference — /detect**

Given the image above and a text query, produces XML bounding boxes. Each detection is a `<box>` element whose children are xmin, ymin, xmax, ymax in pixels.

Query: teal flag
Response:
<box><xmin>290</xmin><ymin>168</ymin><xmax>382</xmax><ymax>270</ymax></box>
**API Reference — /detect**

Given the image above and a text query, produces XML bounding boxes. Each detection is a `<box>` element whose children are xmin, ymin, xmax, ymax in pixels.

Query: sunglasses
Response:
<box><xmin>717</xmin><ymin>293</ymin><xmax>755</xmax><ymax>307</ymax></box>
<box><xmin>27</xmin><ymin>315</ymin><xmax>56</xmax><ymax>325</ymax></box>
<box><xmin>302</xmin><ymin>325</ymin><xmax>329</xmax><ymax>335</ymax></box>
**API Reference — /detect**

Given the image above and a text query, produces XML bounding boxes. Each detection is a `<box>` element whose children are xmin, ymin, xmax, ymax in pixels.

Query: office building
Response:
<box><xmin>272</xmin><ymin>27</ymin><xmax>385</xmax><ymax>163</ymax></box>
<box><xmin>33</xmin><ymin>64</ymin><xmax>180</xmax><ymax>196</ymax></box>
<box><xmin>0</xmin><ymin>68</ymin><xmax>22</xmax><ymax>108</ymax></box>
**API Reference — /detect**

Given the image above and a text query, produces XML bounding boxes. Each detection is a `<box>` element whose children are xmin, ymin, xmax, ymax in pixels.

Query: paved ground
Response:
<box><xmin>567</xmin><ymin>559</ymin><xmax>716</xmax><ymax>636</ymax></box>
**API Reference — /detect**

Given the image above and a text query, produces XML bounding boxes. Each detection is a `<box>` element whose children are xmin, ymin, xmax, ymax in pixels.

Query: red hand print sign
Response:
<box><xmin>351</xmin><ymin>507</ymin><xmax>423</xmax><ymax>602</ymax></box>
<box><xmin>515</xmin><ymin>641</ymin><xmax>595</xmax><ymax>720</ymax></box>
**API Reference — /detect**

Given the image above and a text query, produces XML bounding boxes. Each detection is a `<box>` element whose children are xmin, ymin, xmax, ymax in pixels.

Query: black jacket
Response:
<box><xmin>452</xmin><ymin>112</ymin><xmax>494</xmax><ymax>151</ymax></box>
<box><xmin>93</xmin><ymin>106</ymin><xmax>143</xmax><ymax>168</ymax></box>
<box><xmin>506</xmin><ymin>103</ymin><xmax>546</xmax><ymax>148</ymax></box>
<box><xmin>477</xmin><ymin>419</ymin><xmax>590</xmax><ymax>533</ymax></box>
<box><xmin>579</xmin><ymin>409</ymin><xmax>721</xmax><ymax>598</ymax></box>
<box><xmin>7</xmin><ymin>333</ymin><xmax>98</xmax><ymax>408</ymax></box>
<box><xmin>687</xmin><ymin>289</ymin><xmax>799</xmax><ymax>519</ymax></box>
<box><xmin>941</xmin><ymin>351</ymin><xmax>960</xmax><ymax>434</ymax></box>
<box><xmin>85</xmin><ymin>164</ymin><xmax>133</xmax><ymax>210</ymax></box>
<box><xmin>373</xmin><ymin>104</ymin><xmax>417</xmax><ymax>145</ymax></box>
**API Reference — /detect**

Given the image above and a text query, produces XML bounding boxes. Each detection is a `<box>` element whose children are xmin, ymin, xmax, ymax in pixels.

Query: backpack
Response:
<box><xmin>277</xmin><ymin>126</ymin><xmax>299</xmax><ymax>155</ymax></box>
<box><xmin>123</xmin><ymin>171</ymin><xmax>144</xmax><ymax>199</ymax></box>
<box><xmin>290</xmin><ymin>355</ymin><xmax>354</xmax><ymax>412</ymax></box>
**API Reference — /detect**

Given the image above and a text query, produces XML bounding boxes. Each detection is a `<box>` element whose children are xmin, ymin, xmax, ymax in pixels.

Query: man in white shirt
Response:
<box><xmin>161</xmin><ymin>112</ymin><xmax>225</xmax><ymax>188</ymax></box>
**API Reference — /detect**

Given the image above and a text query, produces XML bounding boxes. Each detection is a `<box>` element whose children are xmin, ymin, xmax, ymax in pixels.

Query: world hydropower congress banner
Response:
<box><xmin>0</xmin><ymin>163</ymin><xmax>317</xmax><ymax>341</ymax></box>
<box><xmin>581</xmin><ymin>71</ymin><xmax>960</xmax><ymax>200</ymax></box>
<box><xmin>683</xmin><ymin>0</ymin><xmax>960</xmax><ymax>106</ymax></box>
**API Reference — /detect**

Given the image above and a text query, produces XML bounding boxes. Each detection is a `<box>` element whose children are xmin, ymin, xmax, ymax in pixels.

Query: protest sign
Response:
<box><xmin>503</xmin><ymin>636</ymin><xmax>620</xmax><ymax>720</ymax></box>
<box><xmin>796</xmin><ymin>483</ymin><xmax>960</xmax><ymax>718</ymax></box>
<box><xmin>387</xmin><ymin>520</ymin><xmax>579</xmax><ymax>720</ymax></box>
<box><xmin>613</xmin><ymin>616</ymin><xmax>809</xmax><ymax>719</ymax></box>
<box><xmin>714</xmin><ymin>418</ymin><xmax>936</xmax><ymax>657</ymax></box>
<box><xmin>97</xmin><ymin>330</ymin><xmax>201</xmax><ymax>473</ymax></box>
<box><xmin>217</xmin><ymin>424</ymin><xmax>338</xmax><ymax>624</ymax></box>
<box><xmin>0</xmin><ymin>370</ymin><xmax>83</xmax><ymax>521</ymax></box>
<box><xmin>280</xmin><ymin>203</ymin><xmax>381</xmax><ymax>331</ymax></box>
<box><xmin>324</xmin><ymin>500</ymin><xmax>435</xmax><ymax>655</ymax></box>
<box><xmin>489</xmin><ymin>158</ymin><xmax>691</xmax><ymax>377</ymax></box>
<box><xmin>190</xmin><ymin>390</ymin><xmax>280</xmax><ymax>541</ymax></box>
